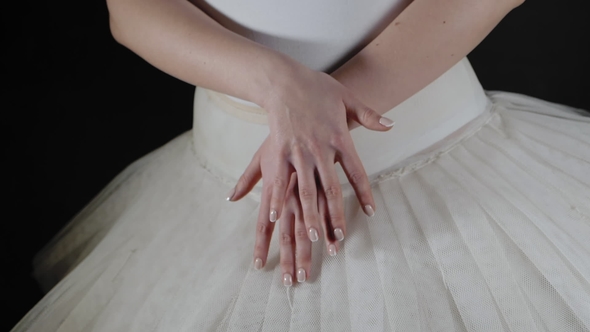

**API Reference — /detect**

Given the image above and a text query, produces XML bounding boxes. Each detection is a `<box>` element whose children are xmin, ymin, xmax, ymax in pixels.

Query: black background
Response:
<box><xmin>2</xmin><ymin>0</ymin><xmax>589</xmax><ymax>330</ymax></box>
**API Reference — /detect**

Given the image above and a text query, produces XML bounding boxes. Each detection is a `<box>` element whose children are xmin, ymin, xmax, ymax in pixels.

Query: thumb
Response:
<box><xmin>227</xmin><ymin>151</ymin><xmax>262</xmax><ymax>202</ymax></box>
<box><xmin>346</xmin><ymin>100</ymin><xmax>395</xmax><ymax>132</ymax></box>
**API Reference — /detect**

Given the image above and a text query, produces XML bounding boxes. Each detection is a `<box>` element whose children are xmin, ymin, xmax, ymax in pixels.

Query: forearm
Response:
<box><xmin>332</xmin><ymin>0</ymin><xmax>525</xmax><ymax>115</ymax></box>
<box><xmin>107</xmin><ymin>0</ymin><xmax>299</xmax><ymax>107</ymax></box>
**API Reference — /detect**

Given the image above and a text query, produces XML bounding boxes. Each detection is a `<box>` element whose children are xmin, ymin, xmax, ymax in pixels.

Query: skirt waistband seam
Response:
<box><xmin>189</xmin><ymin>98</ymin><xmax>496</xmax><ymax>199</ymax></box>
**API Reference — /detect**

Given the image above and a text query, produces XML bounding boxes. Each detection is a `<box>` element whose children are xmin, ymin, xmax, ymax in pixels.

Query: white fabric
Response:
<box><xmin>13</xmin><ymin>89</ymin><xmax>590</xmax><ymax>331</ymax></box>
<box><xmin>193</xmin><ymin>0</ymin><xmax>412</xmax><ymax>72</ymax></box>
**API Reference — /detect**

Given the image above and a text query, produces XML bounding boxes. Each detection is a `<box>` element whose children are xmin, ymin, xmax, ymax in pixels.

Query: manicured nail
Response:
<box><xmin>364</xmin><ymin>205</ymin><xmax>375</xmax><ymax>217</ymax></box>
<box><xmin>226</xmin><ymin>187</ymin><xmax>236</xmax><ymax>201</ymax></box>
<box><xmin>328</xmin><ymin>244</ymin><xmax>337</xmax><ymax>257</ymax></box>
<box><xmin>379</xmin><ymin>117</ymin><xmax>395</xmax><ymax>127</ymax></box>
<box><xmin>269</xmin><ymin>209</ymin><xmax>277</xmax><ymax>222</ymax></box>
<box><xmin>283</xmin><ymin>273</ymin><xmax>293</xmax><ymax>287</ymax></box>
<box><xmin>297</xmin><ymin>268</ymin><xmax>306</xmax><ymax>283</ymax></box>
<box><xmin>254</xmin><ymin>258</ymin><xmax>263</xmax><ymax>270</ymax></box>
<box><xmin>308</xmin><ymin>228</ymin><xmax>319</xmax><ymax>242</ymax></box>
<box><xmin>334</xmin><ymin>228</ymin><xmax>345</xmax><ymax>242</ymax></box>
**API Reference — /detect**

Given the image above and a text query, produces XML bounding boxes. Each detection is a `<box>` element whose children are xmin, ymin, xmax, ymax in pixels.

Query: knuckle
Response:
<box><xmin>280</xmin><ymin>259</ymin><xmax>294</xmax><ymax>271</ymax></box>
<box><xmin>329</xmin><ymin>212</ymin><xmax>344</xmax><ymax>224</ymax></box>
<box><xmin>306</xmin><ymin>140</ymin><xmax>322</xmax><ymax>158</ymax></box>
<box><xmin>281</xmin><ymin>233</ymin><xmax>292</xmax><ymax>245</ymax></box>
<box><xmin>309</xmin><ymin>214</ymin><xmax>320</xmax><ymax>227</ymax></box>
<box><xmin>256</xmin><ymin>222</ymin><xmax>268</xmax><ymax>235</ymax></box>
<box><xmin>361</xmin><ymin>189</ymin><xmax>373</xmax><ymax>201</ymax></box>
<box><xmin>295</xmin><ymin>228</ymin><xmax>308</xmax><ymax>241</ymax></box>
<box><xmin>348</xmin><ymin>169</ymin><xmax>364</xmax><ymax>185</ymax></box>
<box><xmin>273</xmin><ymin>176</ymin><xmax>287</xmax><ymax>189</ymax></box>
<box><xmin>324</xmin><ymin>184</ymin><xmax>341</xmax><ymax>199</ymax></box>
<box><xmin>360</xmin><ymin>107</ymin><xmax>374</xmax><ymax>123</ymax></box>
<box><xmin>254</xmin><ymin>243</ymin><xmax>267</xmax><ymax>253</ymax></box>
<box><xmin>263</xmin><ymin>184</ymin><xmax>273</xmax><ymax>196</ymax></box>
<box><xmin>276</xmin><ymin>144</ymin><xmax>290</xmax><ymax>157</ymax></box>
<box><xmin>297</xmin><ymin>253</ymin><xmax>311</xmax><ymax>265</ymax></box>
<box><xmin>299</xmin><ymin>187</ymin><xmax>315</xmax><ymax>201</ymax></box>
<box><xmin>290</xmin><ymin>141</ymin><xmax>305</xmax><ymax>157</ymax></box>
<box><xmin>330</xmin><ymin>133</ymin><xmax>347</xmax><ymax>150</ymax></box>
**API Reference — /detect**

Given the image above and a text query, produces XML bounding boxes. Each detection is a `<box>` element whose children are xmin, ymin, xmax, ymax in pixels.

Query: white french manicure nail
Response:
<box><xmin>308</xmin><ymin>228</ymin><xmax>319</xmax><ymax>242</ymax></box>
<box><xmin>334</xmin><ymin>228</ymin><xmax>345</xmax><ymax>242</ymax></box>
<box><xmin>283</xmin><ymin>273</ymin><xmax>293</xmax><ymax>287</ymax></box>
<box><xmin>226</xmin><ymin>187</ymin><xmax>236</xmax><ymax>201</ymax></box>
<box><xmin>269</xmin><ymin>209</ymin><xmax>277</xmax><ymax>222</ymax></box>
<box><xmin>297</xmin><ymin>268</ymin><xmax>306</xmax><ymax>283</ymax></box>
<box><xmin>379</xmin><ymin>117</ymin><xmax>395</xmax><ymax>127</ymax></box>
<box><xmin>254</xmin><ymin>258</ymin><xmax>263</xmax><ymax>270</ymax></box>
<box><xmin>364</xmin><ymin>205</ymin><xmax>375</xmax><ymax>217</ymax></box>
<box><xmin>328</xmin><ymin>244</ymin><xmax>337</xmax><ymax>257</ymax></box>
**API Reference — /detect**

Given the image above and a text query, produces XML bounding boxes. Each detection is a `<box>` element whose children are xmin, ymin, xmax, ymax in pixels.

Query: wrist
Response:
<box><xmin>249</xmin><ymin>51</ymin><xmax>311</xmax><ymax>112</ymax></box>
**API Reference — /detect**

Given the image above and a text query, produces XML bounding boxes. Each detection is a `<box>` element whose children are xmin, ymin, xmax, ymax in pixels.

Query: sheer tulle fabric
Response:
<box><xmin>12</xmin><ymin>91</ymin><xmax>590</xmax><ymax>331</ymax></box>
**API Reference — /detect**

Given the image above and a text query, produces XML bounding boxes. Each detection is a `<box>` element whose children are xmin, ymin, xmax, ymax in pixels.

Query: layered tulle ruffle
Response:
<box><xmin>13</xmin><ymin>92</ymin><xmax>590</xmax><ymax>331</ymax></box>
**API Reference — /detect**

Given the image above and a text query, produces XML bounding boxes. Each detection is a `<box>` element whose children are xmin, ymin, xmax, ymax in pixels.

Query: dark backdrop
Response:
<box><xmin>2</xmin><ymin>0</ymin><xmax>588</xmax><ymax>330</ymax></box>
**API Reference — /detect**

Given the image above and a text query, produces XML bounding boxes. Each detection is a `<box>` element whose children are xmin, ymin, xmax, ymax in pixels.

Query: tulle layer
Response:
<box><xmin>13</xmin><ymin>92</ymin><xmax>590</xmax><ymax>331</ymax></box>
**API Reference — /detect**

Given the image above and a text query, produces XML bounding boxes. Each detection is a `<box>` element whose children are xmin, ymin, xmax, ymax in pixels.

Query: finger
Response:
<box><xmin>279</xmin><ymin>173</ymin><xmax>298</xmax><ymax>286</ymax></box>
<box><xmin>337</xmin><ymin>144</ymin><xmax>376</xmax><ymax>218</ymax></box>
<box><xmin>345</xmin><ymin>99</ymin><xmax>395</xmax><ymax>132</ymax></box>
<box><xmin>292</xmin><ymin>178</ymin><xmax>311</xmax><ymax>283</ymax></box>
<box><xmin>292</xmin><ymin>153</ymin><xmax>321</xmax><ymax>244</ymax></box>
<box><xmin>230</xmin><ymin>151</ymin><xmax>262</xmax><ymax>202</ymax></box>
<box><xmin>317</xmin><ymin>185</ymin><xmax>338</xmax><ymax>257</ymax></box>
<box><xmin>252</xmin><ymin>183</ymin><xmax>275</xmax><ymax>270</ymax></box>
<box><xmin>269</xmin><ymin>161</ymin><xmax>291</xmax><ymax>223</ymax></box>
<box><xmin>315</xmin><ymin>152</ymin><xmax>346</xmax><ymax>245</ymax></box>
<box><xmin>279</xmin><ymin>204</ymin><xmax>295</xmax><ymax>288</ymax></box>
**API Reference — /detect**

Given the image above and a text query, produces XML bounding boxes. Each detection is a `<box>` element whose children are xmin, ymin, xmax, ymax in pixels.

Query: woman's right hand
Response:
<box><xmin>228</xmin><ymin>62</ymin><xmax>395</xmax><ymax>274</ymax></box>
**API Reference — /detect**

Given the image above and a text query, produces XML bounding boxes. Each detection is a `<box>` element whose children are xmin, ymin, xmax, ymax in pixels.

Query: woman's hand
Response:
<box><xmin>275</xmin><ymin>173</ymin><xmax>310</xmax><ymax>286</ymax></box>
<box><xmin>274</xmin><ymin>172</ymin><xmax>339</xmax><ymax>286</ymax></box>
<box><xmin>228</xmin><ymin>63</ymin><xmax>394</xmax><ymax>272</ymax></box>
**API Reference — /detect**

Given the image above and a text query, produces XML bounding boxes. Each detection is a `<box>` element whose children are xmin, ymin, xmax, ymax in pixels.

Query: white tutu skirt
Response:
<box><xmin>12</xmin><ymin>91</ymin><xmax>590</xmax><ymax>331</ymax></box>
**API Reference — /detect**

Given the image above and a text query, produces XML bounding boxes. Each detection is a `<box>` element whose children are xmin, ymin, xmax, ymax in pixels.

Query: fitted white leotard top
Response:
<box><xmin>193</xmin><ymin>0</ymin><xmax>413</xmax><ymax>72</ymax></box>
<box><xmin>191</xmin><ymin>0</ymin><xmax>490</xmax><ymax>189</ymax></box>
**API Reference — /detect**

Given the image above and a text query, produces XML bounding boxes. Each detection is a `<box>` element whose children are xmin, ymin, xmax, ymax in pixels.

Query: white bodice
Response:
<box><xmin>193</xmin><ymin>0</ymin><xmax>412</xmax><ymax>72</ymax></box>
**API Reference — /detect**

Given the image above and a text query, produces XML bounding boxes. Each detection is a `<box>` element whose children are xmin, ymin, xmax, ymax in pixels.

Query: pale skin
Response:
<box><xmin>107</xmin><ymin>0</ymin><xmax>525</xmax><ymax>286</ymax></box>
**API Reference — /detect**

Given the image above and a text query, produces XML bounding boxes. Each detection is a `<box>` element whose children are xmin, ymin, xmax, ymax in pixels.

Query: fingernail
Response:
<box><xmin>254</xmin><ymin>258</ymin><xmax>263</xmax><ymax>270</ymax></box>
<box><xmin>308</xmin><ymin>228</ymin><xmax>319</xmax><ymax>242</ymax></box>
<box><xmin>379</xmin><ymin>117</ymin><xmax>395</xmax><ymax>127</ymax></box>
<box><xmin>226</xmin><ymin>187</ymin><xmax>236</xmax><ymax>201</ymax></box>
<box><xmin>269</xmin><ymin>209</ymin><xmax>277</xmax><ymax>222</ymax></box>
<box><xmin>328</xmin><ymin>244</ymin><xmax>337</xmax><ymax>257</ymax></box>
<box><xmin>297</xmin><ymin>268</ymin><xmax>306</xmax><ymax>283</ymax></box>
<box><xmin>364</xmin><ymin>204</ymin><xmax>375</xmax><ymax>217</ymax></box>
<box><xmin>334</xmin><ymin>228</ymin><xmax>345</xmax><ymax>242</ymax></box>
<box><xmin>283</xmin><ymin>273</ymin><xmax>293</xmax><ymax>287</ymax></box>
